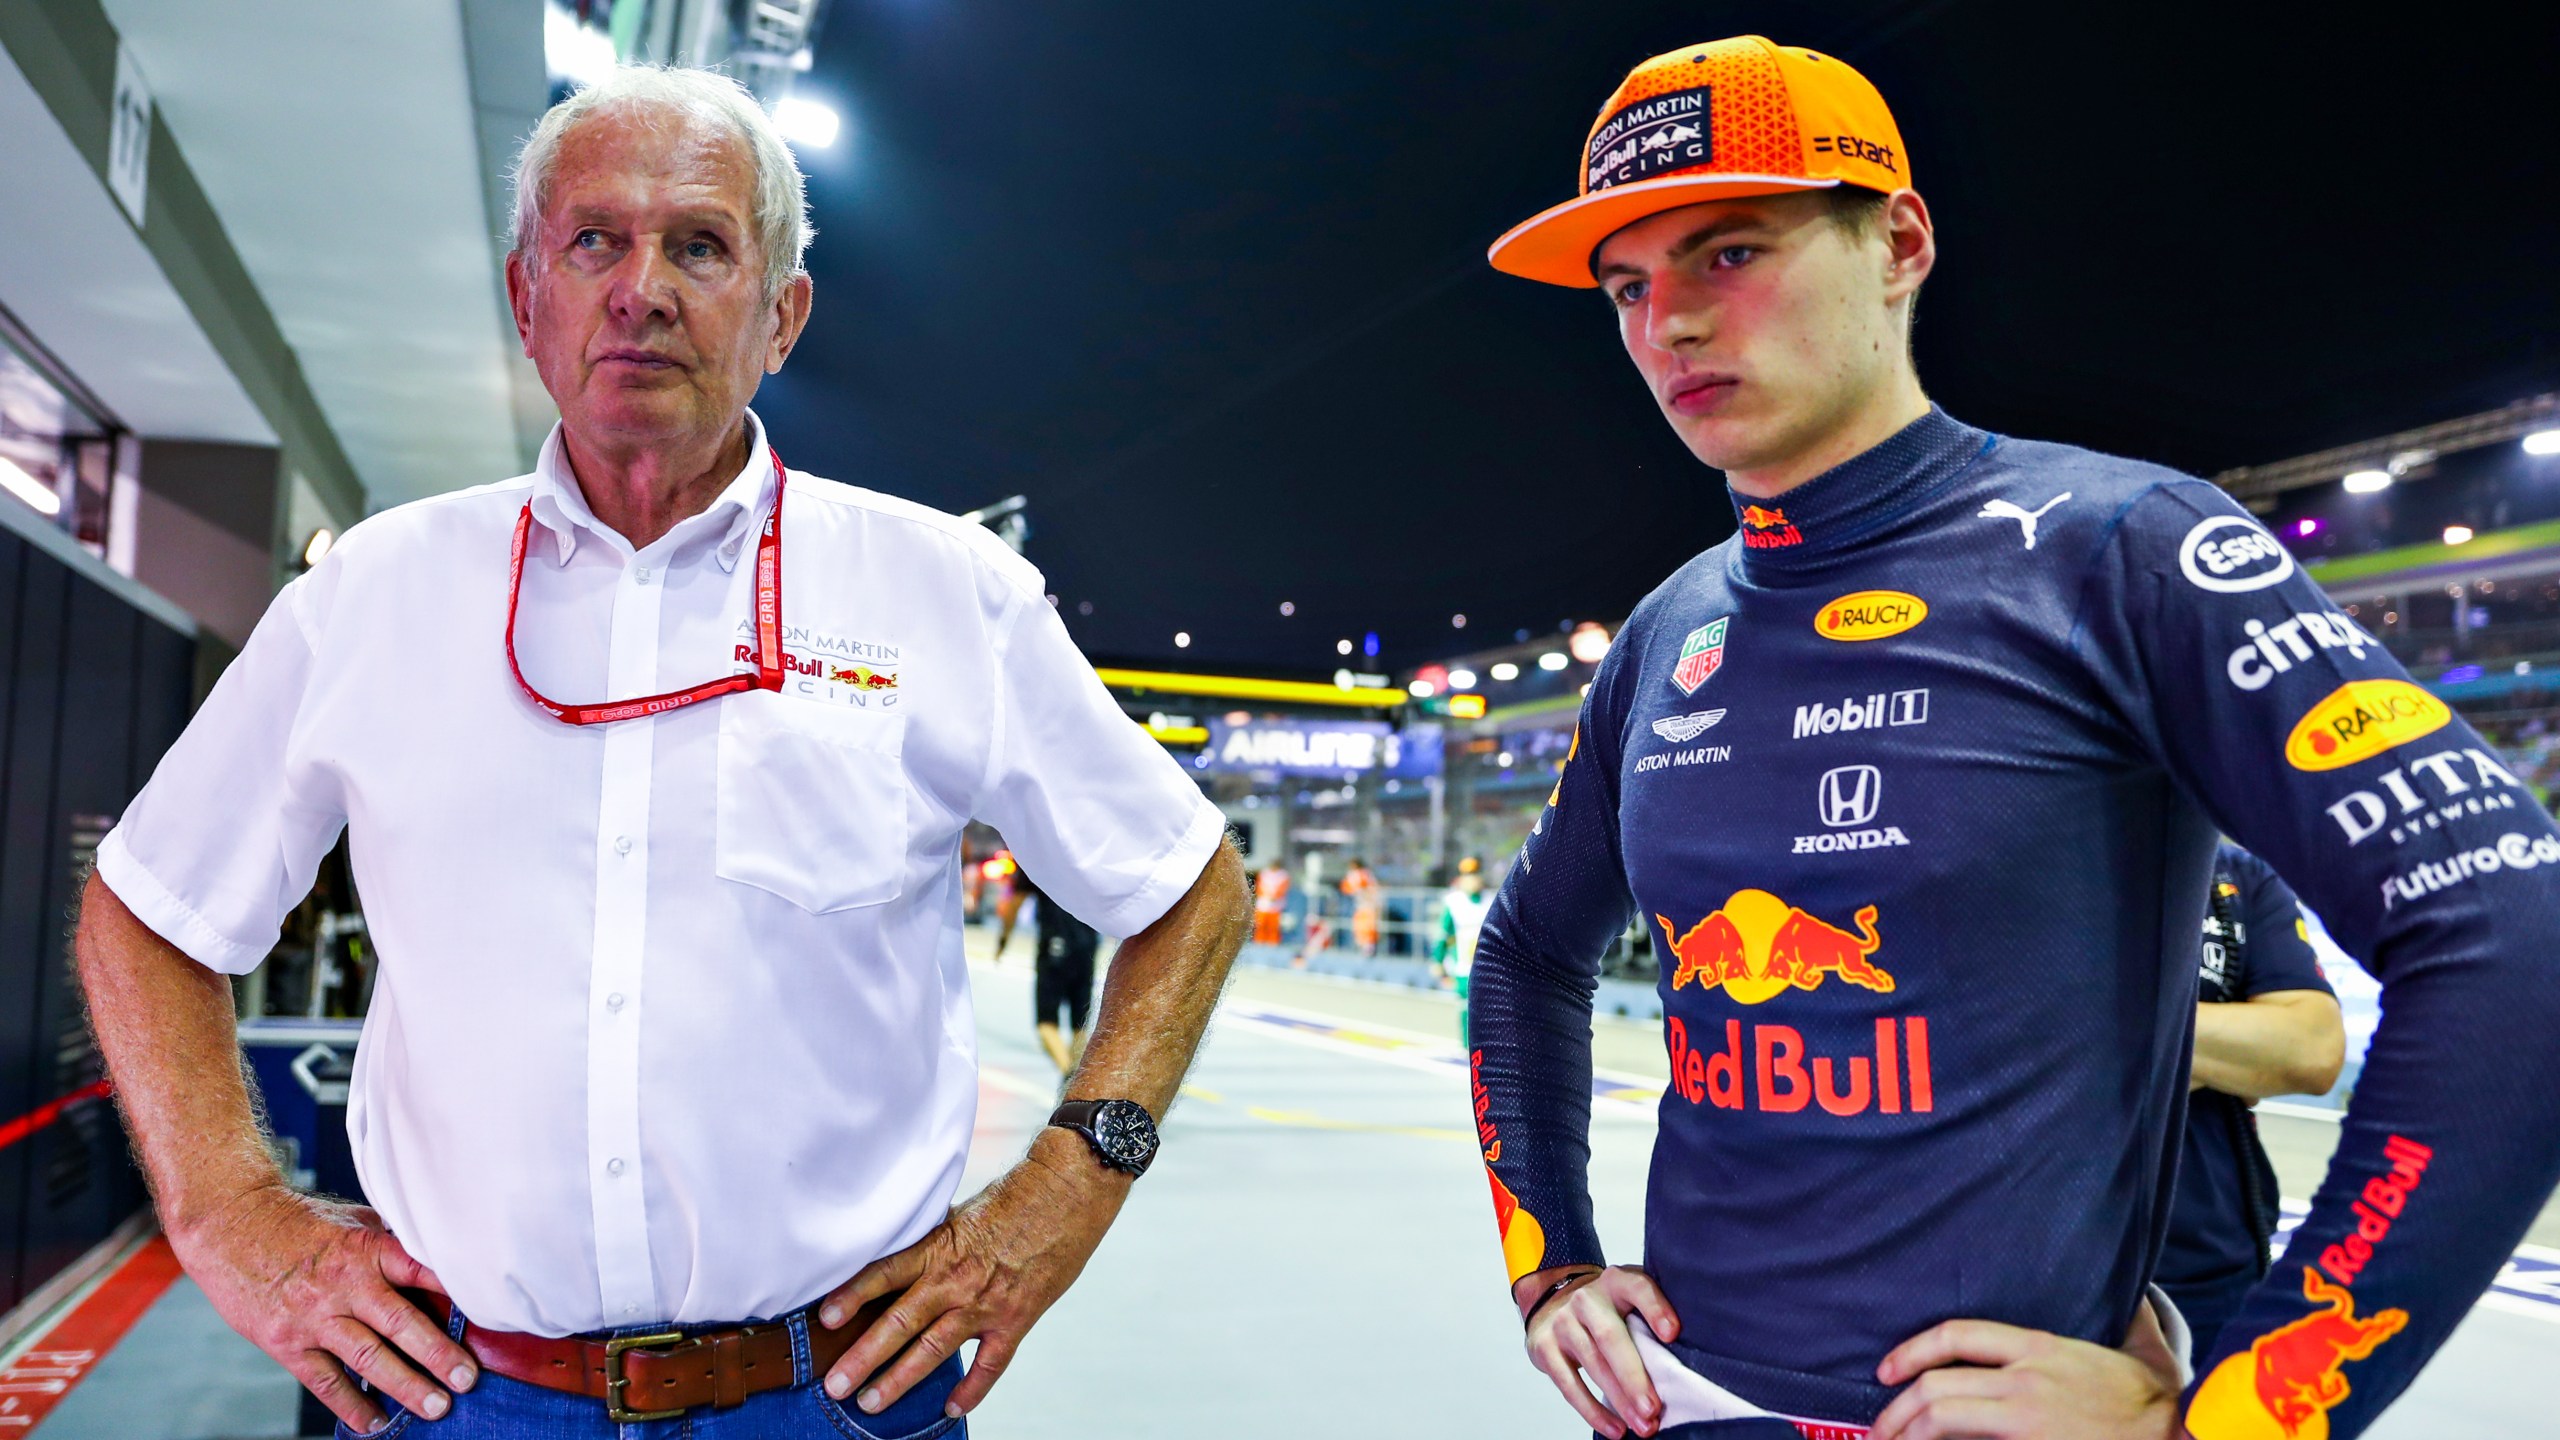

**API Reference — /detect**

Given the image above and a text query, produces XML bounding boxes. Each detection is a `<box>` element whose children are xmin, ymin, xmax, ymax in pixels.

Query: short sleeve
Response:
<box><xmin>971</xmin><ymin>593</ymin><xmax>1224</xmax><ymax>938</ymax></box>
<box><xmin>94</xmin><ymin>577</ymin><xmax>347</xmax><ymax>974</ymax></box>
<box><xmin>2229</xmin><ymin>850</ymin><xmax>2332</xmax><ymax>999</ymax></box>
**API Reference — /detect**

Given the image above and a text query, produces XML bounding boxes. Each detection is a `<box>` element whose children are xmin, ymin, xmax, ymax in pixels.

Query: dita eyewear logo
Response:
<box><xmin>1587</xmin><ymin>87</ymin><xmax>1711</xmax><ymax>191</ymax></box>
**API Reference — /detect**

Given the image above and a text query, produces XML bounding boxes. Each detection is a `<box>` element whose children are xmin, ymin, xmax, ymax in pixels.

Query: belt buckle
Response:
<box><xmin>604</xmin><ymin>1329</ymin><xmax>691</xmax><ymax>1422</ymax></box>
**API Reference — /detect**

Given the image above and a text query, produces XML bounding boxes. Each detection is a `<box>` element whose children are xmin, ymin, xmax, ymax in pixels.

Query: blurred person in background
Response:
<box><xmin>1254</xmin><ymin>858</ymin><xmax>1293</xmax><ymax>946</ymax></box>
<box><xmin>1468</xmin><ymin>34</ymin><xmax>2560</xmax><ymax>1440</ymax></box>
<box><xmin>74</xmin><ymin>65</ymin><xmax>1244</xmax><ymax>1439</ymax></box>
<box><xmin>1434</xmin><ymin>856</ymin><xmax>1492</xmax><ymax>1042</ymax></box>
<box><xmin>1019</xmin><ymin>871</ymin><xmax>1103</xmax><ymax>1079</ymax></box>
<box><xmin>2161</xmin><ymin>844</ymin><xmax>2345</xmax><ymax>1352</ymax></box>
<box><xmin>1343</xmin><ymin>856</ymin><xmax>1383</xmax><ymax>957</ymax></box>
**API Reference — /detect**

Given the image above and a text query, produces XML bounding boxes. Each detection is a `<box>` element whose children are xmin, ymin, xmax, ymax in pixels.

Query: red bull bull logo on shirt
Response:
<box><xmin>2188</xmin><ymin>1267</ymin><xmax>2408</xmax><ymax>1440</ymax></box>
<box><xmin>1656</xmin><ymin>889</ymin><xmax>1893</xmax><ymax>1003</ymax></box>
<box><xmin>1655</xmin><ymin>891</ymin><xmax>1931</xmax><ymax>1117</ymax></box>
<box><xmin>1740</xmin><ymin>504</ymin><xmax>1804</xmax><ymax>549</ymax></box>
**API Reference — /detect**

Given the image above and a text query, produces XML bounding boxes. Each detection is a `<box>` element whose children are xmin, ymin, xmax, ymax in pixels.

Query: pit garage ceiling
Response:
<box><xmin>0</xmin><ymin>45</ymin><xmax>272</xmax><ymax>449</ymax></box>
<box><xmin>98</xmin><ymin>0</ymin><xmax>545</xmax><ymax>509</ymax></box>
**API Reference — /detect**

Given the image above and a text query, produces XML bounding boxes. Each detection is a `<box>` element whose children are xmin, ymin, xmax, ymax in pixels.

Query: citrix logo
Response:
<box><xmin>2226</xmin><ymin>610</ymin><xmax>2378</xmax><ymax>690</ymax></box>
<box><xmin>2326</xmin><ymin>746</ymin><xmax>2526</xmax><ymax>845</ymax></box>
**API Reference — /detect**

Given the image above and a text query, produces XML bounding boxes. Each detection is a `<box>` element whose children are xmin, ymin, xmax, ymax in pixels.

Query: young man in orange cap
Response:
<box><xmin>1466</xmin><ymin>34</ymin><xmax>2560</xmax><ymax>1440</ymax></box>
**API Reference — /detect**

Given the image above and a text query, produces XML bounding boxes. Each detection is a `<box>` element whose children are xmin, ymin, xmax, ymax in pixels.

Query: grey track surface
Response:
<box><xmin>28</xmin><ymin>932</ymin><xmax>2554</xmax><ymax>1437</ymax></box>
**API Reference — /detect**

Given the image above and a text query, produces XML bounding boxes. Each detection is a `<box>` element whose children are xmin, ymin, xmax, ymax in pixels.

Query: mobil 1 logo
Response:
<box><xmin>1794</xmin><ymin>688</ymin><xmax>1928</xmax><ymax>740</ymax></box>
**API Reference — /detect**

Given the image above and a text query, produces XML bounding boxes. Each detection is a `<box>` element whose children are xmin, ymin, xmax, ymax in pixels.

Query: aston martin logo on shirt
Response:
<box><xmin>1652</xmin><ymin>711</ymin><xmax>1728</xmax><ymax>743</ymax></box>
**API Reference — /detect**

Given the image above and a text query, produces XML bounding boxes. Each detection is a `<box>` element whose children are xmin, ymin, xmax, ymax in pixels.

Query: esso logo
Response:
<box><xmin>2178</xmin><ymin>515</ymin><xmax>2296</xmax><ymax>593</ymax></box>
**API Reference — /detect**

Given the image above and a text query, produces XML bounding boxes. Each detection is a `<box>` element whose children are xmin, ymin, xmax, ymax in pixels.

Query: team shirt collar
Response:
<box><xmin>529</xmin><ymin>409</ymin><xmax>778</xmax><ymax>573</ymax></box>
<box><xmin>1725</xmin><ymin>406</ymin><xmax>1994</xmax><ymax>571</ymax></box>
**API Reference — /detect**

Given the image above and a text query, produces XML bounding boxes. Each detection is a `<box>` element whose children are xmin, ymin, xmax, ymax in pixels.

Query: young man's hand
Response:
<box><xmin>1518</xmin><ymin>1263</ymin><xmax>1680</xmax><ymax>1438</ymax></box>
<box><xmin>1872</xmin><ymin>1318</ymin><xmax>2189</xmax><ymax>1439</ymax></box>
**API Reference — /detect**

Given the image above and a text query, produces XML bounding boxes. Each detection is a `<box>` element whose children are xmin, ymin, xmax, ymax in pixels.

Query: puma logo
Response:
<box><xmin>1978</xmin><ymin>492</ymin><xmax>2072</xmax><ymax>550</ymax></box>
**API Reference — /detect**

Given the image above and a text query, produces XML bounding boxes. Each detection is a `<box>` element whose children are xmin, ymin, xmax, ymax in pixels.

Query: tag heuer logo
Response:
<box><xmin>1671</xmin><ymin>618</ymin><xmax>1729</xmax><ymax>695</ymax></box>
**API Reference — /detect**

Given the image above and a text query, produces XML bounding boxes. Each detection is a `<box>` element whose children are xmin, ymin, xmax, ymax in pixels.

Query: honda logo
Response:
<box><xmin>1818</xmin><ymin>766</ymin><xmax>1881</xmax><ymax>828</ymax></box>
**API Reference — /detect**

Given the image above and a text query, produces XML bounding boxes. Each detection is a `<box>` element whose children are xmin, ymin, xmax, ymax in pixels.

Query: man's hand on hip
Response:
<box><xmin>818</xmin><ymin>1126</ymin><xmax>1130</xmax><ymax>1418</ymax></box>
<box><xmin>1520</xmin><ymin>1263</ymin><xmax>1679</xmax><ymax>1438</ymax></box>
<box><xmin>1873</xmin><ymin>1317</ymin><xmax>2189</xmax><ymax>1440</ymax></box>
<box><xmin>171</xmin><ymin>1182</ymin><xmax>474</xmax><ymax>1433</ymax></box>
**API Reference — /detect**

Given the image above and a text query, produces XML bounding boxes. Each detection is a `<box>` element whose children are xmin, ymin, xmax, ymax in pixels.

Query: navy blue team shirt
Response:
<box><xmin>2155</xmin><ymin>844</ymin><xmax>2335</xmax><ymax>1351</ymax></box>
<box><xmin>1468</xmin><ymin>408</ymin><xmax>2560</xmax><ymax>1437</ymax></box>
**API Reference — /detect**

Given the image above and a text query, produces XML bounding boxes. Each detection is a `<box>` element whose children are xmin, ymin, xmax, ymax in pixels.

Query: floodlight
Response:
<box><xmin>772</xmin><ymin>97</ymin><xmax>841</xmax><ymax>148</ymax></box>
<box><xmin>2342</xmin><ymin>470</ymin><xmax>2392</xmax><ymax>494</ymax></box>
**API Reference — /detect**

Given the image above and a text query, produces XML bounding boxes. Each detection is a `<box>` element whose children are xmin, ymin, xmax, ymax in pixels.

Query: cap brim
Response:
<box><xmin>1487</xmin><ymin>172</ymin><xmax>1840</xmax><ymax>288</ymax></box>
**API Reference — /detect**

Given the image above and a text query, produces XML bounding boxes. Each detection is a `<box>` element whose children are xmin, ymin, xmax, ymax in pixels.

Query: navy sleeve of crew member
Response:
<box><xmin>2225</xmin><ymin>846</ymin><xmax>2331</xmax><ymax>1000</ymax></box>
<box><xmin>1466</xmin><ymin>632</ymin><xmax>1640</xmax><ymax>1288</ymax></box>
<box><xmin>2077</xmin><ymin>482</ymin><xmax>2560</xmax><ymax>1439</ymax></box>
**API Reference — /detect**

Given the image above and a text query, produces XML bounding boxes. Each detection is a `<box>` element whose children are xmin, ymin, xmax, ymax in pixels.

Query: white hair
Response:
<box><xmin>509</xmin><ymin>66</ymin><xmax>813</xmax><ymax>299</ymax></box>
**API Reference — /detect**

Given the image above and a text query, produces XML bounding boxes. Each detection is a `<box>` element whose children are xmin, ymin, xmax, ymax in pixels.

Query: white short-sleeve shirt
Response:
<box><xmin>96</xmin><ymin>412</ymin><xmax>1225</xmax><ymax>1336</ymax></box>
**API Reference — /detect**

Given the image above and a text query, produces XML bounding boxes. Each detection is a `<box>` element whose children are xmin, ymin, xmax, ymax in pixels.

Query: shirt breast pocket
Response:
<box><xmin>715</xmin><ymin>691</ymin><xmax>908</xmax><ymax>913</ymax></box>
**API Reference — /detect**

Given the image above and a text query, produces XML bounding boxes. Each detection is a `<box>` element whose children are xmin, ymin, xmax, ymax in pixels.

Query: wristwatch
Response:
<box><xmin>1047</xmin><ymin>1099</ymin><xmax>1159</xmax><ymax>1177</ymax></box>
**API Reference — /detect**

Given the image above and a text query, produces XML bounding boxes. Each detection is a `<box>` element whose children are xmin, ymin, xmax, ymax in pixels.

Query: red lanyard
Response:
<box><xmin>506</xmin><ymin>447</ymin><xmax>788</xmax><ymax>726</ymax></box>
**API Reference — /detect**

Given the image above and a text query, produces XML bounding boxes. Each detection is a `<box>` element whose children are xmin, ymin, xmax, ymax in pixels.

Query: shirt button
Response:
<box><xmin>606</xmin><ymin>1158</ymin><xmax>626</xmax><ymax>1176</ymax></box>
<box><xmin>634</xmin><ymin>566</ymin><xmax>653</xmax><ymax>584</ymax></box>
<box><xmin>606</xmin><ymin>992</ymin><xmax>626</xmax><ymax>1012</ymax></box>
<box><xmin>614</xmin><ymin>835</ymin><xmax>634</xmax><ymax>855</ymax></box>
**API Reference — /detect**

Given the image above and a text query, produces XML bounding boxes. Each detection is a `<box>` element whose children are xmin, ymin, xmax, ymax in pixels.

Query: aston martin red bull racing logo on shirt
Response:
<box><xmin>1672</xmin><ymin>618</ymin><xmax>1730</xmax><ymax>694</ymax></box>
<box><xmin>1740</xmin><ymin>504</ymin><xmax>1803</xmax><ymax>549</ymax></box>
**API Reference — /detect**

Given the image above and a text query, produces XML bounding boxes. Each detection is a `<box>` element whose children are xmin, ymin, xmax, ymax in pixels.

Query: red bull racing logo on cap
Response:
<box><xmin>1739</xmin><ymin>504</ymin><xmax>1804</xmax><ymax>549</ymax></box>
<box><xmin>1586</xmin><ymin>86</ymin><xmax>1711</xmax><ymax>191</ymax></box>
<box><xmin>1672</xmin><ymin>617</ymin><xmax>1730</xmax><ymax>694</ymax></box>
<box><xmin>2188</xmin><ymin>1268</ymin><xmax>2407</xmax><ymax>1440</ymax></box>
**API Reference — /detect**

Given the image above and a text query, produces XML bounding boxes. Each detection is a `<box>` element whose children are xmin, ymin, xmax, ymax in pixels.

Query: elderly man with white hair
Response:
<box><xmin>75</xmin><ymin>66</ymin><xmax>1246</xmax><ymax>1438</ymax></box>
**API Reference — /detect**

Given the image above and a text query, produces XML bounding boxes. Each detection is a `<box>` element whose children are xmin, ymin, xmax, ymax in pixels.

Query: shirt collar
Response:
<box><xmin>528</xmin><ymin>409</ymin><xmax>778</xmax><ymax>573</ymax></box>
<box><xmin>1725</xmin><ymin>407</ymin><xmax>1995</xmax><ymax>573</ymax></box>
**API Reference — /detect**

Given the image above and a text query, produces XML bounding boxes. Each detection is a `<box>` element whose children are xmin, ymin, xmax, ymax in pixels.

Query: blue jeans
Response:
<box><xmin>339</xmin><ymin>1300</ymin><xmax>966</xmax><ymax>1440</ymax></box>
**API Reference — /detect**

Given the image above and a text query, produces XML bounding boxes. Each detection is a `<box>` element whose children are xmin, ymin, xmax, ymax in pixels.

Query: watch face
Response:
<box><xmin>1091</xmin><ymin>1099</ymin><xmax>1159</xmax><ymax>1170</ymax></box>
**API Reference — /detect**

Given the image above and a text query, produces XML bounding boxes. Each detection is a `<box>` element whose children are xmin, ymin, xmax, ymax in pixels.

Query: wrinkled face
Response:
<box><xmin>508</xmin><ymin>107</ymin><xmax>805</xmax><ymax>451</ymax></box>
<box><xmin>1594</xmin><ymin>192</ymin><xmax>1905</xmax><ymax>476</ymax></box>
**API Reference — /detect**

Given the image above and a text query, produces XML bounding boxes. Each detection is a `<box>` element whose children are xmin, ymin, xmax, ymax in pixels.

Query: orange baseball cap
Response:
<box><xmin>1488</xmin><ymin>36</ymin><xmax>1910</xmax><ymax>289</ymax></box>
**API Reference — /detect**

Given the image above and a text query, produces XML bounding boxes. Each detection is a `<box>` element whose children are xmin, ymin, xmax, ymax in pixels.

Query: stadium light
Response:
<box><xmin>2526</xmin><ymin>429</ymin><xmax>2560</xmax><ymax>457</ymax></box>
<box><xmin>2444</xmin><ymin>525</ymin><xmax>2474</xmax><ymax>545</ymax></box>
<box><xmin>1279</xmin><ymin>600</ymin><xmax>1295</xmax><ymax>616</ymax></box>
<box><xmin>0</xmin><ymin>456</ymin><xmax>62</xmax><ymax>516</ymax></box>
<box><xmin>1569</xmin><ymin>622</ymin><xmax>1613</xmax><ymax>664</ymax></box>
<box><xmin>1539</xmin><ymin>651</ymin><xmax>1569</xmax><ymax>671</ymax></box>
<box><xmin>2342</xmin><ymin>469</ymin><xmax>2393</xmax><ymax>494</ymax></box>
<box><xmin>1336</xmin><ymin>638</ymin><xmax>1353</xmax><ymax>655</ymax></box>
<box><xmin>1447</xmin><ymin>668</ymin><xmax>1478</xmax><ymax>690</ymax></box>
<box><xmin>771</xmin><ymin>96</ymin><xmax>841</xmax><ymax>149</ymax></box>
<box><xmin>1451</xmin><ymin>613</ymin><xmax>1467</xmax><ymax>629</ymax></box>
<box><xmin>1408</xmin><ymin>678</ymin><xmax>1436</xmax><ymax>698</ymax></box>
<box><xmin>1174</xmin><ymin>631</ymin><xmax>1191</xmax><ymax>648</ymax></box>
<box><xmin>1491</xmin><ymin>662</ymin><xmax>1520</xmax><ymax>681</ymax></box>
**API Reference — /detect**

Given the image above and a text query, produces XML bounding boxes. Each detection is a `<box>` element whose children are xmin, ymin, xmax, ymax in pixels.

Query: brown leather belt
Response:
<box><xmin>415</xmin><ymin>1291</ymin><xmax>886</xmax><ymax>1423</ymax></box>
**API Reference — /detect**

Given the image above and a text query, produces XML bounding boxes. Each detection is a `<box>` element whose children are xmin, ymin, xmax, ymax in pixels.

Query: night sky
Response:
<box><xmin>752</xmin><ymin>0</ymin><xmax>2560</xmax><ymax>675</ymax></box>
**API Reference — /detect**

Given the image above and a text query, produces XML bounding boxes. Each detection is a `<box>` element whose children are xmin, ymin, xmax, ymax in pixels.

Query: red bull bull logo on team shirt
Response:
<box><xmin>1739</xmin><ymin>504</ymin><xmax>1804</xmax><ymax>549</ymax></box>
<box><xmin>1657</xmin><ymin>889</ymin><xmax>1893</xmax><ymax>1003</ymax></box>
<box><xmin>1655</xmin><ymin>891</ymin><xmax>1931</xmax><ymax>1116</ymax></box>
<box><xmin>2188</xmin><ymin>1267</ymin><xmax>2408</xmax><ymax>1440</ymax></box>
